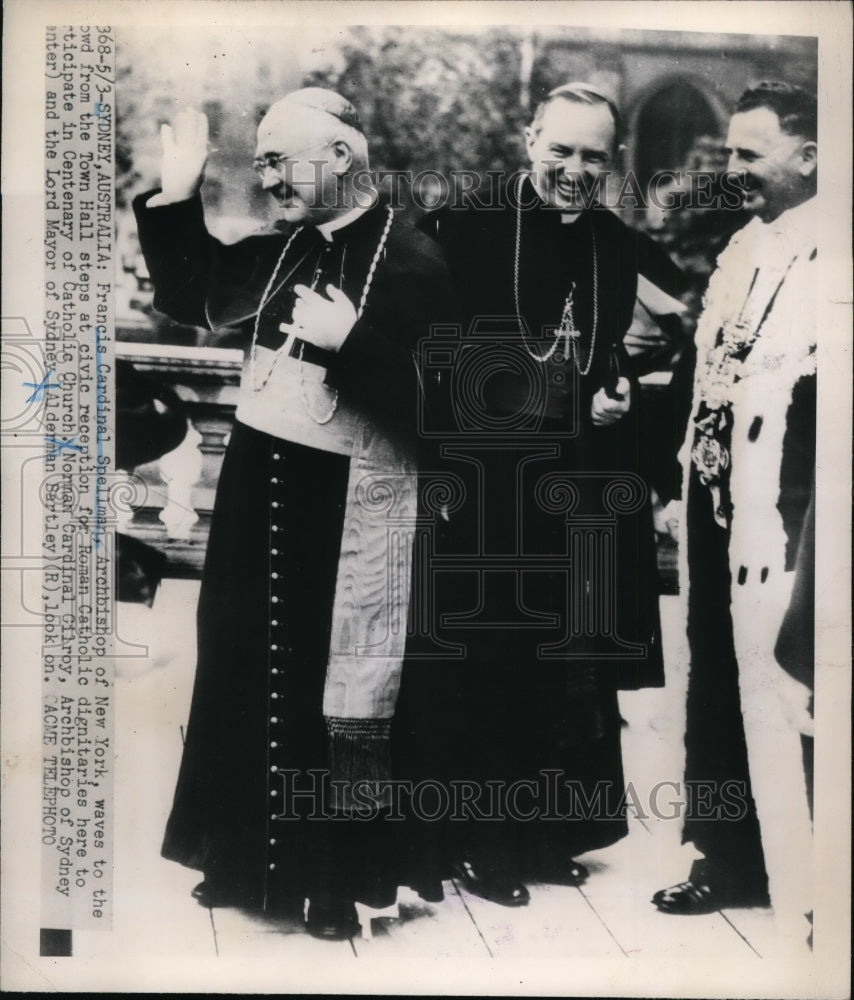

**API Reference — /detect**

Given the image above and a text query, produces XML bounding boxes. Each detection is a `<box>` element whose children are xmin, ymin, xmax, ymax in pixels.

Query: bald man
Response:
<box><xmin>134</xmin><ymin>90</ymin><xmax>456</xmax><ymax>940</ymax></box>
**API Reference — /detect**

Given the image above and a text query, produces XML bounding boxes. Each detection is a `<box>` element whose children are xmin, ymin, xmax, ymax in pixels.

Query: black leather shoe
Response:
<box><xmin>411</xmin><ymin>881</ymin><xmax>445</xmax><ymax>903</ymax></box>
<box><xmin>652</xmin><ymin>877</ymin><xmax>770</xmax><ymax>915</ymax></box>
<box><xmin>652</xmin><ymin>880</ymin><xmax>717</xmax><ymax>915</ymax></box>
<box><xmin>540</xmin><ymin>858</ymin><xmax>590</xmax><ymax>887</ymax></box>
<box><xmin>305</xmin><ymin>896</ymin><xmax>360</xmax><ymax>940</ymax></box>
<box><xmin>191</xmin><ymin>880</ymin><xmax>245</xmax><ymax>908</ymax></box>
<box><xmin>453</xmin><ymin>859</ymin><xmax>530</xmax><ymax>907</ymax></box>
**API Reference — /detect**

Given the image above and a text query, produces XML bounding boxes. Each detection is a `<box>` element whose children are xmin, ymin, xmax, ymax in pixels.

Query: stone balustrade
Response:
<box><xmin>117</xmin><ymin>341</ymin><xmax>243</xmax><ymax>577</ymax></box>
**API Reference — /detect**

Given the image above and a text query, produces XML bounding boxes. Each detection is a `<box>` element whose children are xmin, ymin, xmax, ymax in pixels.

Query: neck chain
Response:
<box><xmin>249</xmin><ymin>204</ymin><xmax>394</xmax><ymax>424</ymax></box>
<box><xmin>513</xmin><ymin>173</ymin><xmax>598</xmax><ymax>374</ymax></box>
<box><xmin>691</xmin><ymin>254</ymin><xmax>800</xmax><ymax>527</ymax></box>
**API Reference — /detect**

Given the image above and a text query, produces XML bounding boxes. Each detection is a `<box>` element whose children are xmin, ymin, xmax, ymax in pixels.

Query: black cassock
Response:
<box><xmin>396</xmin><ymin>179</ymin><xmax>674</xmax><ymax>878</ymax></box>
<box><xmin>134</xmin><ymin>192</ymin><xmax>456</xmax><ymax>911</ymax></box>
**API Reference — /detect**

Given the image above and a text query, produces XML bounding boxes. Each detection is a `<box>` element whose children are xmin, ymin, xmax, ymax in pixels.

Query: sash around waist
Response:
<box><xmin>236</xmin><ymin>344</ymin><xmax>417</xmax><ymax>474</ymax></box>
<box><xmin>236</xmin><ymin>344</ymin><xmax>362</xmax><ymax>456</ymax></box>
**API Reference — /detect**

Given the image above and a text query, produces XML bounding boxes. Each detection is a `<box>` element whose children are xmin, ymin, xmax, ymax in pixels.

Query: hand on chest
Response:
<box><xmin>255</xmin><ymin>238</ymin><xmax>352</xmax><ymax>350</ymax></box>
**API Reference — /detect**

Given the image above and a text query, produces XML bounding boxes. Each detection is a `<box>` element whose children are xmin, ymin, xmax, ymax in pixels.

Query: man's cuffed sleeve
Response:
<box><xmin>132</xmin><ymin>190</ymin><xmax>214</xmax><ymax>329</ymax></box>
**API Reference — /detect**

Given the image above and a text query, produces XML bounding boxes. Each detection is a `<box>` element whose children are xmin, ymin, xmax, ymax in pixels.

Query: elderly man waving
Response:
<box><xmin>134</xmin><ymin>89</ymin><xmax>456</xmax><ymax>940</ymax></box>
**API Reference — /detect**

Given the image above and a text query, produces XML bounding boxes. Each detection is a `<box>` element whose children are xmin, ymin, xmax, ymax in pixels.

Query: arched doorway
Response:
<box><xmin>631</xmin><ymin>78</ymin><xmax>725</xmax><ymax>195</ymax></box>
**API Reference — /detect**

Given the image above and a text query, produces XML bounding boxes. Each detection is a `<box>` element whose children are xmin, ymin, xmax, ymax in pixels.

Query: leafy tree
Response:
<box><xmin>304</xmin><ymin>26</ymin><xmax>530</xmax><ymax>178</ymax></box>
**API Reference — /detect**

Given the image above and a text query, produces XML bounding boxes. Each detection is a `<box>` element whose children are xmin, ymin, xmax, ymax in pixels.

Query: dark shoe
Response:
<box><xmin>652</xmin><ymin>880</ymin><xmax>717</xmax><ymax>915</ymax></box>
<box><xmin>453</xmin><ymin>859</ymin><xmax>530</xmax><ymax>907</ymax></box>
<box><xmin>411</xmin><ymin>881</ymin><xmax>445</xmax><ymax>903</ymax></box>
<box><xmin>652</xmin><ymin>863</ymin><xmax>770</xmax><ymax>916</ymax></box>
<box><xmin>652</xmin><ymin>877</ymin><xmax>769</xmax><ymax>915</ymax></box>
<box><xmin>191</xmin><ymin>880</ymin><xmax>245</xmax><ymax>908</ymax></box>
<box><xmin>540</xmin><ymin>858</ymin><xmax>590</xmax><ymax>887</ymax></box>
<box><xmin>305</xmin><ymin>895</ymin><xmax>360</xmax><ymax>940</ymax></box>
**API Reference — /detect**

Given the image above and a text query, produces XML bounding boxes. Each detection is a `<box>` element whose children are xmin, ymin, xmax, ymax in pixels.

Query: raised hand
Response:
<box><xmin>146</xmin><ymin>108</ymin><xmax>209</xmax><ymax>208</ymax></box>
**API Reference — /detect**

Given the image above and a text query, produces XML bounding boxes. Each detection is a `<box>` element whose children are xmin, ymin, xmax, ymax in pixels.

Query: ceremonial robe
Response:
<box><xmin>677</xmin><ymin>197</ymin><xmax>816</xmax><ymax>920</ymax></box>
<box><xmin>396</xmin><ymin>178</ymin><xmax>674</xmax><ymax>877</ymax></box>
<box><xmin>133</xmin><ymin>191</ymin><xmax>456</xmax><ymax>911</ymax></box>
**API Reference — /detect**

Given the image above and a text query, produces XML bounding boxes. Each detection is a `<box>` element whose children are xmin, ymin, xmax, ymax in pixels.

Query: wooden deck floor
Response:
<box><xmin>57</xmin><ymin>579</ymin><xmax>820</xmax><ymax>995</ymax></box>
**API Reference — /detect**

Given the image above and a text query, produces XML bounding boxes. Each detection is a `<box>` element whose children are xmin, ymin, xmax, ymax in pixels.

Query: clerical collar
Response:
<box><xmin>518</xmin><ymin>173</ymin><xmax>596</xmax><ymax>225</ymax></box>
<box><xmin>316</xmin><ymin>204</ymin><xmax>371</xmax><ymax>242</ymax></box>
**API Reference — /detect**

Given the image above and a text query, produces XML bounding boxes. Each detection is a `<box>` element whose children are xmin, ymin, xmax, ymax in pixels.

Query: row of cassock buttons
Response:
<box><xmin>267</xmin><ymin>449</ymin><xmax>286</xmax><ymax>871</ymax></box>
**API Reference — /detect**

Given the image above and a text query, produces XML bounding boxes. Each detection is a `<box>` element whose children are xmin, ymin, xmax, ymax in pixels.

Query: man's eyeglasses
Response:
<box><xmin>251</xmin><ymin>141</ymin><xmax>331</xmax><ymax>176</ymax></box>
